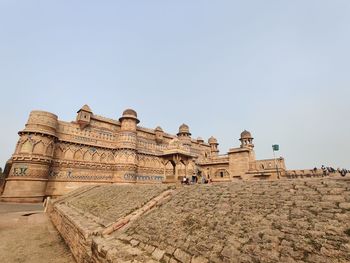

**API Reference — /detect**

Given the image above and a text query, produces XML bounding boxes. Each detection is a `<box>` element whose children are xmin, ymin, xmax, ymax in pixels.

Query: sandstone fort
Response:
<box><xmin>0</xmin><ymin>106</ymin><xmax>349</xmax><ymax>263</ymax></box>
<box><xmin>1</xmin><ymin>105</ymin><xmax>291</xmax><ymax>202</ymax></box>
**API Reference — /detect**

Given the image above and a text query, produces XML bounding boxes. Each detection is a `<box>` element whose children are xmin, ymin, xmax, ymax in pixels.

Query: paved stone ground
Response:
<box><xmin>102</xmin><ymin>178</ymin><xmax>350</xmax><ymax>263</ymax></box>
<box><xmin>0</xmin><ymin>203</ymin><xmax>75</xmax><ymax>263</ymax></box>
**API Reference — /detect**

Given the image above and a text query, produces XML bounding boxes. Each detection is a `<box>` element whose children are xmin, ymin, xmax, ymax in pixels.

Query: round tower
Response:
<box><xmin>208</xmin><ymin>136</ymin><xmax>219</xmax><ymax>157</ymax></box>
<box><xmin>116</xmin><ymin>109</ymin><xmax>139</xmax><ymax>182</ymax></box>
<box><xmin>2</xmin><ymin>111</ymin><xmax>58</xmax><ymax>202</ymax></box>
<box><xmin>177</xmin><ymin>123</ymin><xmax>191</xmax><ymax>146</ymax></box>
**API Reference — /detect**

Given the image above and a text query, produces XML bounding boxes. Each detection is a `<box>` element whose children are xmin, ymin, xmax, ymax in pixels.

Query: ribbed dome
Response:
<box><xmin>208</xmin><ymin>136</ymin><xmax>218</xmax><ymax>144</ymax></box>
<box><xmin>155</xmin><ymin>126</ymin><xmax>163</xmax><ymax>132</ymax></box>
<box><xmin>240</xmin><ymin>130</ymin><xmax>252</xmax><ymax>139</ymax></box>
<box><xmin>122</xmin><ymin>109</ymin><xmax>137</xmax><ymax>117</ymax></box>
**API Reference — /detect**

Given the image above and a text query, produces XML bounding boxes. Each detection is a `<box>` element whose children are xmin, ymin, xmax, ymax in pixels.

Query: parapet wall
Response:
<box><xmin>48</xmin><ymin>184</ymin><xmax>172</xmax><ymax>262</ymax></box>
<box><xmin>23</xmin><ymin>110</ymin><xmax>58</xmax><ymax>137</ymax></box>
<box><xmin>48</xmin><ymin>186</ymin><xmax>103</xmax><ymax>263</ymax></box>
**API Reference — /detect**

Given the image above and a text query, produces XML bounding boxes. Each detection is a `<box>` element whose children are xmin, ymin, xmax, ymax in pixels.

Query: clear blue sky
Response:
<box><xmin>0</xmin><ymin>1</ymin><xmax>349</xmax><ymax>169</ymax></box>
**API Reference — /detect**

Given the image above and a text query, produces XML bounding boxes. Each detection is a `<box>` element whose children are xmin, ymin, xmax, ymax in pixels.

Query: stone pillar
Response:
<box><xmin>2</xmin><ymin>111</ymin><xmax>58</xmax><ymax>202</ymax></box>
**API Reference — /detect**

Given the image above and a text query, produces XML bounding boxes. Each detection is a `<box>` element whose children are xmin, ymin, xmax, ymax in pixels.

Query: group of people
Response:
<box><xmin>181</xmin><ymin>173</ymin><xmax>212</xmax><ymax>185</ymax></box>
<box><xmin>317</xmin><ymin>165</ymin><xmax>349</xmax><ymax>177</ymax></box>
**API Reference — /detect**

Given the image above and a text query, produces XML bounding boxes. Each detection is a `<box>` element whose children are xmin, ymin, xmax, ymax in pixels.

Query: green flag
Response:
<box><xmin>272</xmin><ymin>144</ymin><xmax>279</xmax><ymax>151</ymax></box>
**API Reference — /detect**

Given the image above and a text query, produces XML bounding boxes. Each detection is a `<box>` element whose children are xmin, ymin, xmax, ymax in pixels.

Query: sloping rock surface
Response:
<box><xmin>49</xmin><ymin>178</ymin><xmax>350</xmax><ymax>263</ymax></box>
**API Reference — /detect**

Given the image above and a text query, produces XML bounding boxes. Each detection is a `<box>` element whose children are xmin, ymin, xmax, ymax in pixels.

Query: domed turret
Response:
<box><xmin>240</xmin><ymin>130</ymin><xmax>254</xmax><ymax>148</ymax></box>
<box><xmin>119</xmin><ymin>108</ymin><xmax>140</xmax><ymax>124</ymax></box>
<box><xmin>116</xmin><ymin>109</ymin><xmax>139</xmax><ymax>180</ymax></box>
<box><xmin>240</xmin><ymin>130</ymin><xmax>252</xmax><ymax>139</ymax></box>
<box><xmin>208</xmin><ymin>136</ymin><xmax>218</xmax><ymax>145</ymax></box>
<box><xmin>177</xmin><ymin>123</ymin><xmax>191</xmax><ymax>146</ymax></box>
<box><xmin>177</xmin><ymin>123</ymin><xmax>191</xmax><ymax>136</ymax></box>
<box><xmin>117</xmin><ymin>108</ymin><xmax>139</xmax><ymax>147</ymax></box>
<box><xmin>208</xmin><ymin>136</ymin><xmax>219</xmax><ymax>156</ymax></box>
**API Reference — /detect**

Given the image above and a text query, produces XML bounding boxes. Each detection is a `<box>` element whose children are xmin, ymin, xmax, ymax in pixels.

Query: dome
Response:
<box><xmin>155</xmin><ymin>126</ymin><xmax>163</xmax><ymax>132</ymax></box>
<box><xmin>122</xmin><ymin>109</ymin><xmax>137</xmax><ymax>117</ymax></box>
<box><xmin>177</xmin><ymin>123</ymin><xmax>191</xmax><ymax>136</ymax></box>
<box><xmin>119</xmin><ymin>108</ymin><xmax>140</xmax><ymax>123</ymax></box>
<box><xmin>179</xmin><ymin>123</ymin><xmax>189</xmax><ymax>133</ymax></box>
<box><xmin>240</xmin><ymin>130</ymin><xmax>252</xmax><ymax>139</ymax></box>
<box><xmin>208</xmin><ymin>136</ymin><xmax>218</xmax><ymax>144</ymax></box>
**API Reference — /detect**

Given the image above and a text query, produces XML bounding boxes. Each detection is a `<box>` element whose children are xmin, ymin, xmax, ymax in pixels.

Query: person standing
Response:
<box><xmin>201</xmin><ymin>174</ymin><xmax>206</xmax><ymax>184</ymax></box>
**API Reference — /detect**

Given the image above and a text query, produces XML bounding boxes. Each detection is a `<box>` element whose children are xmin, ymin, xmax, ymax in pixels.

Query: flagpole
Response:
<box><xmin>272</xmin><ymin>145</ymin><xmax>280</xmax><ymax>179</ymax></box>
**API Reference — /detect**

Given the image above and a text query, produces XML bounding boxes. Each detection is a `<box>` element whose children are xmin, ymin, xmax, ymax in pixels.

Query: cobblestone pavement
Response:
<box><xmin>67</xmin><ymin>184</ymin><xmax>170</xmax><ymax>227</ymax></box>
<box><xmin>102</xmin><ymin>178</ymin><xmax>350</xmax><ymax>263</ymax></box>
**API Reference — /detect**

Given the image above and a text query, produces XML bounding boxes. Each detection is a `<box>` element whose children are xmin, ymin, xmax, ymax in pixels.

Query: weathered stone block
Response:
<box><xmin>174</xmin><ymin>248</ymin><xmax>191</xmax><ymax>263</ymax></box>
<box><xmin>152</xmin><ymin>248</ymin><xmax>165</xmax><ymax>261</ymax></box>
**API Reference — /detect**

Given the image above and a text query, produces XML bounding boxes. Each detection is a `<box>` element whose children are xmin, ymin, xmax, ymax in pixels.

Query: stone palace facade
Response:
<box><xmin>1</xmin><ymin>105</ymin><xmax>286</xmax><ymax>202</ymax></box>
